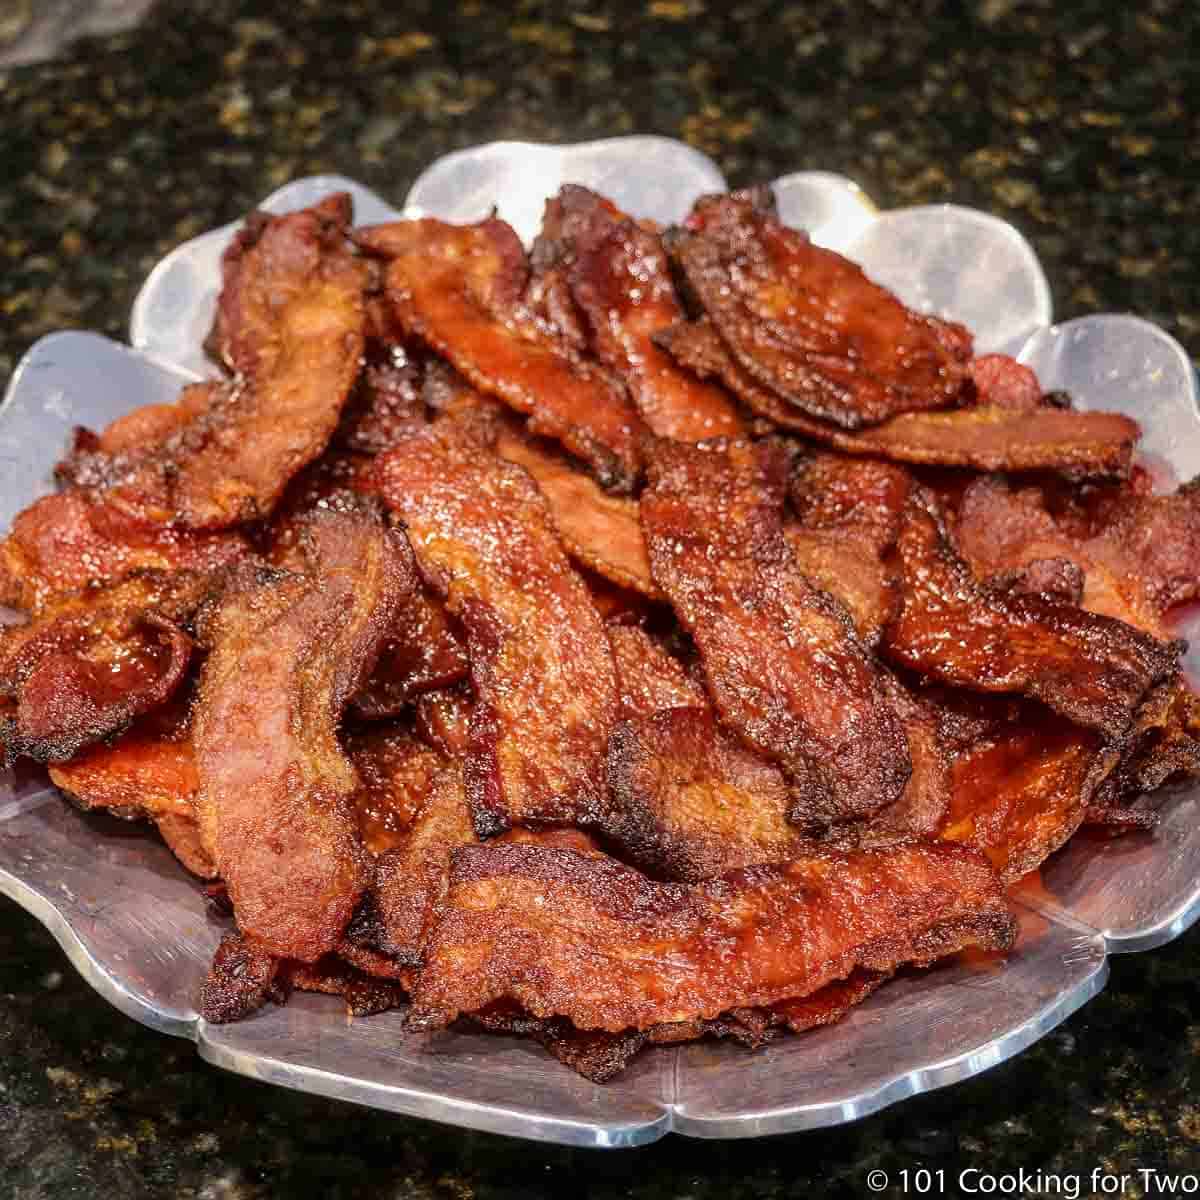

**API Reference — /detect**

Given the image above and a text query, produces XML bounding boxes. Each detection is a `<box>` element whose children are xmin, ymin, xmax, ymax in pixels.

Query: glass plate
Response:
<box><xmin>2</xmin><ymin>136</ymin><xmax>1198</xmax><ymax>1147</ymax></box>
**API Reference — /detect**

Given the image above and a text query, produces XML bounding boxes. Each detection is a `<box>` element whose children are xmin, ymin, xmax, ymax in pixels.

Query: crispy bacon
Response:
<box><xmin>59</xmin><ymin>195</ymin><xmax>367</xmax><ymax>529</ymax></box>
<box><xmin>0</xmin><ymin>569</ymin><xmax>204</xmax><ymax>764</ymax></box>
<box><xmin>345</xmin><ymin>724</ymin><xmax>444</xmax><ymax>855</ymax></box>
<box><xmin>361</xmin><ymin>763</ymin><xmax>475</xmax><ymax>965</ymax></box>
<box><xmin>494</xmin><ymin>429</ymin><xmax>659</xmax><ymax>598</ymax></box>
<box><xmin>603</xmin><ymin>706</ymin><xmax>799</xmax><ymax>882</ymax></box>
<box><xmin>199</xmin><ymin>933</ymin><xmax>281</xmax><ymax>1024</ymax></box>
<box><xmin>640</xmin><ymin>437</ymin><xmax>910</xmax><ymax>828</ymax></box>
<box><xmin>607</xmin><ymin>624</ymin><xmax>704</xmax><ymax>719</ymax></box>
<box><xmin>351</xmin><ymin>589</ymin><xmax>468</xmax><ymax>720</ymax></box>
<box><xmin>531</xmin><ymin>185</ymin><xmax>745</xmax><ymax>441</ymax></box>
<box><xmin>657</xmin><ymin>320</ymin><xmax>1138</xmax><ymax>480</ymax></box>
<box><xmin>376</xmin><ymin>423</ymin><xmax>619</xmax><ymax>835</ymax></box>
<box><xmin>335</xmin><ymin>354</ymin><xmax>428</xmax><ymax>455</ymax></box>
<box><xmin>357</xmin><ymin>217</ymin><xmax>643</xmax><ymax>492</ymax></box>
<box><xmin>48</xmin><ymin>693</ymin><xmax>213</xmax><ymax>877</ymax></box>
<box><xmin>668</xmin><ymin>190</ymin><xmax>970</xmax><ymax>429</ymax></box>
<box><xmin>194</xmin><ymin>508</ymin><xmax>414</xmax><ymax>960</ymax></box>
<box><xmin>957</xmin><ymin>475</ymin><xmax>1200</xmax><ymax>639</ymax></box>
<box><xmin>408</xmin><ymin>840</ymin><xmax>1015</xmax><ymax>1033</ymax></box>
<box><xmin>939</xmin><ymin>712</ymin><xmax>1113</xmax><ymax>882</ymax></box>
<box><xmin>968</xmin><ymin>354</ymin><xmax>1046</xmax><ymax>411</ymax></box>
<box><xmin>1087</xmin><ymin>679</ymin><xmax>1200</xmax><ymax>825</ymax></box>
<box><xmin>287</xmin><ymin>956</ymin><xmax>409</xmax><ymax>1017</ymax></box>
<box><xmin>883</xmin><ymin>492</ymin><xmax>1180</xmax><ymax>738</ymax></box>
<box><xmin>784</xmin><ymin>451</ymin><xmax>910</xmax><ymax>645</ymax></box>
<box><xmin>771</xmin><ymin>968</ymin><xmax>890</xmax><ymax>1033</ymax></box>
<box><xmin>464</xmin><ymin>1003</ymin><xmax>649</xmax><ymax>1083</ymax></box>
<box><xmin>414</xmin><ymin>684</ymin><xmax>474</xmax><ymax>759</ymax></box>
<box><xmin>0</xmin><ymin>490</ymin><xmax>250</xmax><ymax>616</ymax></box>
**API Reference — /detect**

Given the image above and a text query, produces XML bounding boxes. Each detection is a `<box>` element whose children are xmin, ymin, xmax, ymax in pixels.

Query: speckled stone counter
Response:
<box><xmin>2</xmin><ymin>2</ymin><xmax>1200</xmax><ymax>1195</ymax></box>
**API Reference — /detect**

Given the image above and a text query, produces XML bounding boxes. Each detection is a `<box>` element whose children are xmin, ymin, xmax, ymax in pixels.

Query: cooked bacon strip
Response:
<box><xmin>287</xmin><ymin>957</ymin><xmax>409</xmax><ymax>1017</ymax></box>
<box><xmin>939</xmin><ymin>713</ymin><xmax>1114</xmax><ymax>882</ymax></box>
<box><xmin>345</xmin><ymin>724</ymin><xmax>444</xmax><ymax>855</ymax></box>
<box><xmin>49</xmin><ymin>697</ymin><xmax>195</xmax><ymax>817</ymax></box>
<box><xmin>668</xmin><ymin>190</ymin><xmax>970</xmax><ymax>429</ymax></box>
<box><xmin>408</xmin><ymin>840</ymin><xmax>1015</xmax><ymax>1033</ymax></box>
<box><xmin>48</xmin><ymin>692</ymin><xmax>213</xmax><ymax>877</ymax></box>
<box><xmin>531</xmin><ymin>185</ymin><xmax>745</xmax><ymax>441</ymax></box>
<box><xmin>0</xmin><ymin>490</ymin><xmax>250</xmax><ymax>616</ymax></box>
<box><xmin>784</xmin><ymin>451</ymin><xmax>911</xmax><ymax>645</ymax></box>
<box><xmin>335</xmin><ymin>353</ymin><xmax>429</xmax><ymax>455</ymax></box>
<box><xmin>376</xmin><ymin>424</ymin><xmax>619</xmax><ymax>835</ymax></box>
<box><xmin>640</xmin><ymin>438</ymin><xmax>910</xmax><ymax>828</ymax></box>
<box><xmin>194</xmin><ymin>508</ymin><xmax>414</xmax><ymax>960</ymax></box>
<box><xmin>1086</xmin><ymin>679</ymin><xmax>1200</xmax><ymax>827</ymax></box>
<box><xmin>414</xmin><ymin>684</ymin><xmax>474</xmax><ymax>759</ymax></box>
<box><xmin>771</xmin><ymin>968</ymin><xmax>890</xmax><ymax>1033</ymax></box>
<box><xmin>351</xmin><ymin>589</ymin><xmax>468</xmax><ymax>720</ymax></box>
<box><xmin>495</xmin><ymin>429</ymin><xmax>659</xmax><ymax>597</ymax></box>
<box><xmin>199</xmin><ymin>933</ymin><xmax>281</xmax><ymax>1024</ymax></box>
<box><xmin>464</xmin><ymin>1003</ymin><xmax>649</xmax><ymax>1084</ymax></box>
<box><xmin>607</xmin><ymin>624</ymin><xmax>704</xmax><ymax>719</ymax></box>
<box><xmin>968</xmin><ymin>354</ymin><xmax>1048</xmax><ymax>411</ymax></box>
<box><xmin>59</xmin><ymin>195</ymin><xmax>367</xmax><ymax>529</ymax></box>
<box><xmin>0</xmin><ymin>569</ymin><xmax>205</xmax><ymax>764</ymax></box>
<box><xmin>957</xmin><ymin>475</ymin><xmax>1200</xmax><ymax>639</ymax></box>
<box><xmin>358</xmin><ymin>217</ymin><xmax>643</xmax><ymax>492</ymax></box>
<box><xmin>657</xmin><ymin>320</ymin><xmax>1138</xmax><ymax>480</ymax></box>
<box><xmin>363</xmin><ymin>763</ymin><xmax>475</xmax><ymax>965</ymax></box>
<box><xmin>604</xmin><ymin>706</ymin><xmax>800</xmax><ymax>882</ymax></box>
<box><xmin>883</xmin><ymin>493</ymin><xmax>1180</xmax><ymax>738</ymax></box>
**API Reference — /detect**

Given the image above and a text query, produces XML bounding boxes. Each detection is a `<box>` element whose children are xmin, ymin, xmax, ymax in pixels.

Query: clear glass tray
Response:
<box><xmin>2</xmin><ymin>137</ymin><xmax>1198</xmax><ymax>1147</ymax></box>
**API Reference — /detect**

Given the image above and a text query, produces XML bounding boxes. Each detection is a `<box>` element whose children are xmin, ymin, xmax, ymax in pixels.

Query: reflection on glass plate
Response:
<box><xmin>3</xmin><ymin>137</ymin><xmax>1199</xmax><ymax>1146</ymax></box>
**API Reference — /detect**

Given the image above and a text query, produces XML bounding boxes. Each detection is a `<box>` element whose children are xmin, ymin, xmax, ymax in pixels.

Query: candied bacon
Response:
<box><xmin>783</xmin><ymin>451</ymin><xmax>911</xmax><ymax>645</ymax></box>
<box><xmin>939</xmin><ymin>712</ymin><xmax>1113</xmax><ymax>882</ymax></box>
<box><xmin>957</xmin><ymin>475</ymin><xmax>1200</xmax><ymax>639</ymax></box>
<box><xmin>668</xmin><ymin>190</ymin><xmax>970</xmax><ymax>430</ymax></box>
<box><xmin>607</xmin><ymin>624</ymin><xmax>704</xmax><ymax>719</ymax></box>
<box><xmin>345</xmin><ymin>724</ymin><xmax>444</xmax><ymax>855</ymax></box>
<box><xmin>883</xmin><ymin>492</ymin><xmax>1180</xmax><ymax>738</ymax></box>
<box><xmin>640</xmin><ymin>437</ymin><xmax>910</xmax><ymax>828</ymax></box>
<box><xmin>357</xmin><ymin>217</ymin><xmax>644</xmax><ymax>492</ymax></box>
<box><xmin>657</xmin><ymin>319</ymin><xmax>1138</xmax><ymax>480</ymax></box>
<box><xmin>408</xmin><ymin>840</ymin><xmax>1015</xmax><ymax>1033</ymax></box>
<box><xmin>531</xmin><ymin>184</ymin><xmax>745</xmax><ymax>441</ymax></box>
<box><xmin>376</xmin><ymin>422</ymin><xmax>619</xmax><ymax>836</ymax></box>
<box><xmin>494</xmin><ymin>428</ymin><xmax>659</xmax><ymax>598</ymax></box>
<box><xmin>362</xmin><ymin>763</ymin><xmax>475</xmax><ymax>965</ymax></box>
<box><xmin>603</xmin><ymin>706</ymin><xmax>799</xmax><ymax>882</ymax></box>
<box><xmin>0</xmin><ymin>569</ymin><xmax>205</xmax><ymax>764</ymax></box>
<box><xmin>968</xmin><ymin>354</ymin><xmax>1045</xmax><ymax>411</ymax></box>
<box><xmin>59</xmin><ymin>195</ymin><xmax>367</xmax><ymax>529</ymax></box>
<box><xmin>194</xmin><ymin>508</ymin><xmax>414</xmax><ymax>961</ymax></box>
<box><xmin>0</xmin><ymin>490</ymin><xmax>250</xmax><ymax>616</ymax></box>
<box><xmin>199</xmin><ymin>933</ymin><xmax>282</xmax><ymax>1024</ymax></box>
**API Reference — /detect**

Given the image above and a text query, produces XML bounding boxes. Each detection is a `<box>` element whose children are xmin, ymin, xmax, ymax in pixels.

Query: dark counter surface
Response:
<box><xmin>2</xmin><ymin>2</ymin><xmax>1199</xmax><ymax>1195</ymax></box>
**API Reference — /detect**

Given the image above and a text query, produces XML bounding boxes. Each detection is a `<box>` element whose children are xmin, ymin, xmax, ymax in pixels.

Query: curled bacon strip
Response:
<box><xmin>60</xmin><ymin>195</ymin><xmax>367</xmax><ymax>529</ymax></box>
<box><xmin>376</xmin><ymin>423</ymin><xmax>618</xmax><ymax>835</ymax></box>
<box><xmin>668</xmin><ymin>190</ymin><xmax>971</xmax><ymax>429</ymax></box>
<box><xmin>408</xmin><ymin>840</ymin><xmax>1015</xmax><ymax>1033</ymax></box>
<box><xmin>358</xmin><ymin>217</ymin><xmax>644</xmax><ymax>492</ymax></box>
<box><xmin>883</xmin><ymin>493</ymin><xmax>1180</xmax><ymax>738</ymax></box>
<box><xmin>194</xmin><ymin>508</ymin><xmax>414</xmax><ymax>960</ymax></box>
<box><xmin>640</xmin><ymin>437</ymin><xmax>910</xmax><ymax>828</ymax></box>
<box><xmin>0</xmin><ymin>569</ymin><xmax>205</xmax><ymax>764</ymax></box>
<box><xmin>531</xmin><ymin>184</ymin><xmax>745</xmax><ymax>441</ymax></box>
<box><xmin>657</xmin><ymin>319</ymin><xmax>1138</xmax><ymax>480</ymax></box>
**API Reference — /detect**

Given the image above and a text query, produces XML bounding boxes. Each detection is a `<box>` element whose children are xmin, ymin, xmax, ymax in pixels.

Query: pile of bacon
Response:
<box><xmin>3</xmin><ymin>183</ymin><xmax>1199</xmax><ymax>1083</ymax></box>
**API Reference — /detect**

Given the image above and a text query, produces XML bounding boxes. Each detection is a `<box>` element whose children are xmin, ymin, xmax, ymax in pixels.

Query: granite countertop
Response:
<box><xmin>2</xmin><ymin>1</ymin><xmax>1200</xmax><ymax>1195</ymax></box>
